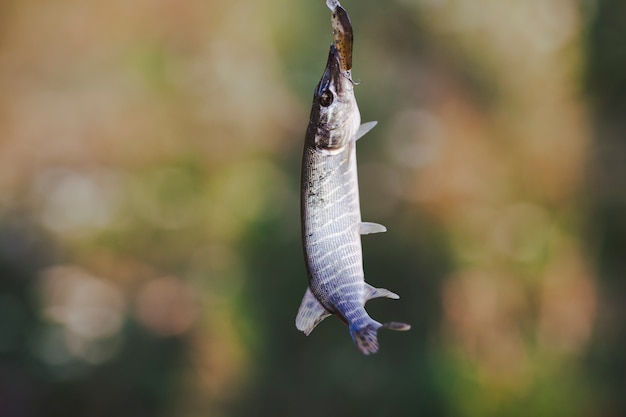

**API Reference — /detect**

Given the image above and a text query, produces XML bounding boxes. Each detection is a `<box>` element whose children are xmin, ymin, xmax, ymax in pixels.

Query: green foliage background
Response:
<box><xmin>0</xmin><ymin>0</ymin><xmax>624</xmax><ymax>416</ymax></box>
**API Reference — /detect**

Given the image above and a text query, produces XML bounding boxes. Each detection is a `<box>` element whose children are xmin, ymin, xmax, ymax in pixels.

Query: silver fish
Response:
<box><xmin>296</xmin><ymin>0</ymin><xmax>410</xmax><ymax>355</ymax></box>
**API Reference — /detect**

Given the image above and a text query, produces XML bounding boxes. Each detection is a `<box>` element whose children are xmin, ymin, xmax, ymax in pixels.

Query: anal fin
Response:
<box><xmin>365</xmin><ymin>283</ymin><xmax>400</xmax><ymax>301</ymax></box>
<box><xmin>295</xmin><ymin>287</ymin><xmax>331</xmax><ymax>336</ymax></box>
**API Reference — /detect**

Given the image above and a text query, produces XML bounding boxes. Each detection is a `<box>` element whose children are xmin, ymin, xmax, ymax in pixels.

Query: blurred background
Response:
<box><xmin>0</xmin><ymin>0</ymin><xmax>624</xmax><ymax>416</ymax></box>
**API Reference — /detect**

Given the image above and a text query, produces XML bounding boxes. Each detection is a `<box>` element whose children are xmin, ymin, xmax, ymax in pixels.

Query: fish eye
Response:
<box><xmin>319</xmin><ymin>90</ymin><xmax>334</xmax><ymax>107</ymax></box>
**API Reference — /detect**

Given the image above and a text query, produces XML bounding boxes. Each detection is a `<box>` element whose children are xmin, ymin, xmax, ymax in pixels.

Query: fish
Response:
<box><xmin>296</xmin><ymin>0</ymin><xmax>410</xmax><ymax>355</ymax></box>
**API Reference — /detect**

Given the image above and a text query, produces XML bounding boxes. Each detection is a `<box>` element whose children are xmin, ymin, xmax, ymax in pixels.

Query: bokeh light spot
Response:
<box><xmin>135</xmin><ymin>276</ymin><xmax>199</xmax><ymax>336</ymax></box>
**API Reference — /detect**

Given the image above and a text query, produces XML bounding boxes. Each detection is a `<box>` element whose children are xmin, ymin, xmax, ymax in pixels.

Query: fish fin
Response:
<box><xmin>350</xmin><ymin>322</ymin><xmax>382</xmax><ymax>355</ymax></box>
<box><xmin>354</xmin><ymin>121</ymin><xmax>378</xmax><ymax>141</ymax></box>
<box><xmin>350</xmin><ymin>320</ymin><xmax>411</xmax><ymax>355</ymax></box>
<box><xmin>295</xmin><ymin>287</ymin><xmax>332</xmax><ymax>336</ymax></box>
<box><xmin>359</xmin><ymin>222</ymin><xmax>387</xmax><ymax>235</ymax></box>
<box><xmin>382</xmin><ymin>322</ymin><xmax>411</xmax><ymax>331</ymax></box>
<box><xmin>364</xmin><ymin>283</ymin><xmax>400</xmax><ymax>301</ymax></box>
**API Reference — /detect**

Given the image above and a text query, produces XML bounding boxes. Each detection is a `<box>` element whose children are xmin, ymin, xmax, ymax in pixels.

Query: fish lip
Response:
<box><xmin>317</xmin><ymin>43</ymin><xmax>352</xmax><ymax>97</ymax></box>
<box><xmin>317</xmin><ymin>44</ymin><xmax>342</xmax><ymax>96</ymax></box>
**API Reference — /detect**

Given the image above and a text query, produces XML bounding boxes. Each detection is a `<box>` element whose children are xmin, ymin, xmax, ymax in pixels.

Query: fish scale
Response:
<box><xmin>295</xmin><ymin>0</ymin><xmax>410</xmax><ymax>355</ymax></box>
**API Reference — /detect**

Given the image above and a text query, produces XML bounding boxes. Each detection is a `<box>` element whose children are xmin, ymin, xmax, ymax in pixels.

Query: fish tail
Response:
<box><xmin>350</xmin><ymin>321</ymin><xmax>411</xmax><ymax>355</ymax></box>
<box><xmin>382</xmin><ymin>322</ymin><xmax>411</xmax><ymax>331</ymax></box>
<box><xmin>350</xmin><ymin>322</ymin><xmax>381</xmax><ymax>355</ymax></box>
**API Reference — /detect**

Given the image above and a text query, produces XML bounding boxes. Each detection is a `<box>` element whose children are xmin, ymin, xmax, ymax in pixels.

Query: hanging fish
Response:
<box><xmin>296</xmin><ymin>0</ymin><xmax>410</xmax><ymax>355</ymax></box>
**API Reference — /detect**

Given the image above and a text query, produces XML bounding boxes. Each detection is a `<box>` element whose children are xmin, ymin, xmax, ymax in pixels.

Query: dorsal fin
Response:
<box><xmin>354</xmin><ymin>121</ymin><xmax>377</xmax><ymax>141</ymax></box>
<box><xmin>295</xmin><ymin>287</ymin><xmax>332</xmax><ymax>335</ymax></box>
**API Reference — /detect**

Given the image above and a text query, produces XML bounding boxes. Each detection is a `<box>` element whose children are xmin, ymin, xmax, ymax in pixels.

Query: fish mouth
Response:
<box><xmin>317</xmin><ymin>44</ymin><xmax>344</xmax><ymax>96</ymax></box>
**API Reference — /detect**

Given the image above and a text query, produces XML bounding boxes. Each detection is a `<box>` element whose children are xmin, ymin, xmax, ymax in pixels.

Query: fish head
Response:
<box><xmin>310</xmin><ymin>43</ymin><xmax>361</xmax><ymax>154</ymax></box>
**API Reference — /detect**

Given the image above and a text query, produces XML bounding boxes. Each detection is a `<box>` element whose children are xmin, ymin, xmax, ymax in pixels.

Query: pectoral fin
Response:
<box><xmin>359</xmin><ymin>222</ymin><xmax>387</xmax><ymax>235</ymax></box>
<box><xmin>365</xmin><ymin>283</ymin><xmax>400</xmax><ymax>301</ymax></box>
<box><xmin>296</xmin><ymin>287</ymin><xmax>331</xmax><ymax>336</ymax></box>
<box><xmin>355</xmin><ymin>121</ymin><xmax>377</xmax><ymax>141</ymax></box>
